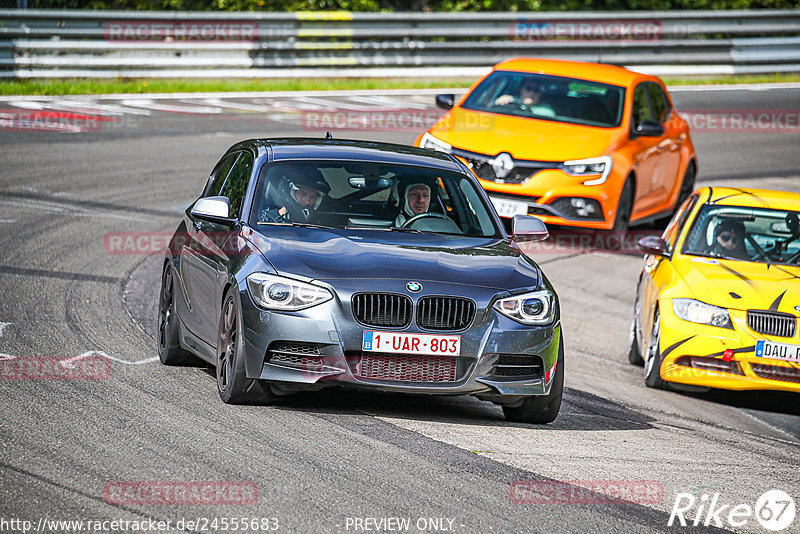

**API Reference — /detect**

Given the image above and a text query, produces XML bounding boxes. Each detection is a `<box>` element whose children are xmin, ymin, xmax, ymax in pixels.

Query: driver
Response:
<box><xmin>393</xmin><ymin>181</ymin><xmax>432</xmax><ymax>227</ymax></box>
<box><xmin>493</xmin><ymin>79</ymin><xmax>556</xmax><ymax>117</ymax></box>
<box><xmin>260</xmin><ymin>167</ymin><xmax>330</xmax><ymax>223</ymax></box>
<box><xmin>710</xmin><ymin>219</ymin><xmax>750</xmax><ymax>260</ymax></box>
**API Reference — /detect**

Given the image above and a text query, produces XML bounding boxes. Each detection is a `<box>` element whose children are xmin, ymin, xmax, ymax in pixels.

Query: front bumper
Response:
<box><xmin>479</xmin><ymin>168</ymin><xmax>619</xmax><ymax>230</ymax></box>
<box><xmin>237</xmin><ymin>279</ymin><xmax>561</xmax><ymax>398</ymax></box>
<box><xmin>657</xmin><ymin>302</ymin><xmax>800</xmax><ymax>393</ymax></box>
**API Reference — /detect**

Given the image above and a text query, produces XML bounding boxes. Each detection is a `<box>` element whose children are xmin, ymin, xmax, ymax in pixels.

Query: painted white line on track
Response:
<box><xmin>48</xmin><ymin>99</ymin><xmax>152</xmax><ymax>116</ymax></box>
<box><xmin>181</xmin><ymin>98</ymin><xmax>276</xmax><ymax>113</ymax></box>
<box><xmin>0</xmin><ymin>323</ymin><xmax>15</xmax><ymax>361</ymax></box>
<box><xmin>120</xmin><ymin>99</ymin><xmax>223</xmax><ymax>114</ymax></box>
<box><xmin>59</xmin><ymin>350</ymin><xmax>159</xmax><ymax>367</ymax></box>
<box><xmin>0</xmin><ymin>199</ymin><xmax>149</xmax><ymax>222</ymax></box>
<box><xmin>1</xmin><ymin>83</ymin><xmax>798</xmax><ymax>104</ymax></box>
<box><xmin>345</xmin><ymin>95</ymin><xmax>431</xmax><ymax>110</ymax></box>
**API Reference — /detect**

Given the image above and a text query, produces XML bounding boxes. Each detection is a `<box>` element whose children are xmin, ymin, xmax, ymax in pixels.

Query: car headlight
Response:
<box><xmin>493</xmin><ymin>289</ymin><xmax>555</xmax><ymax>326</ymax></box>
<box><xmin>420</xmin><ymin>132</ymin><xmax>452</xmax><ymax>153</ymax></box>
<box><xmin>246</xmin><ymin>273</ymin><xmax>332</xmax><ymax>311</ymax></box>
<box><xmin>562</xmin><ymin>156</ymin><xmax>612</xmax><ymax>186</ymax></box>
<box><xmin>672</xmin><ymin>299</ymin><xmax>732</xmax><ymax>329</ymax></box>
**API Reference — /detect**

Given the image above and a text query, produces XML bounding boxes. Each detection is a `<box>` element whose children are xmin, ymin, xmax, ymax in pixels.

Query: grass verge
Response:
<box><xmin>1</xmin><ymin>73</ymin><xmax>799</xmax><ymax>96</ymax></box>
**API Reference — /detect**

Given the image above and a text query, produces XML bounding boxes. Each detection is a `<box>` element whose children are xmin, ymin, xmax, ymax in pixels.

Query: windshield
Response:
<box><xmin>461</xmin><ymin>71</ymin><xmax>625</xmax><ymax>128</ymax></box>
<box><xmin>681</xmin><ymin>204</ymin><xmax>800</xmax><ymax>266</ymax></box>
<box><xmin>249</xmin><ymin>160</ymin><xmax>501</xmax><ymax>238</ymax></box>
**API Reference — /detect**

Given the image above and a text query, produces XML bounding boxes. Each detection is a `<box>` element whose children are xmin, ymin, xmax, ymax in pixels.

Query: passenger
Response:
<box><xmin>493</xmin><ymin>79</ymin><xmax>556</xmax><ymax>117</ymax></box>
<box><xmin>392</xmin><ymin>180</ymin><xmax>433</xmax><ymax>227</ymax></box>
<box><xmin>710</xmin><ymin>219</ymin><xmax>750</xmax><ymax>260</ymax></box>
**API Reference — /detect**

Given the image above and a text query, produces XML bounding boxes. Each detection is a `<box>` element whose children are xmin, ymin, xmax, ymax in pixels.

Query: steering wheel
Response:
<box><xmin>401</xmin><ymin>212</ymin><xmax>451</xmax><ymax>228</ymax></box>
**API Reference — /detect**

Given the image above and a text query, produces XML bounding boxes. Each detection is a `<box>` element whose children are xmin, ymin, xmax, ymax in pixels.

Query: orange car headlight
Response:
<box><xmin>562</xmin><ymin>156</ymin><xmax>612</xmax><ymax>186</ymax></box>
<box><xmin>419</xmin><ymin>132</ymin><xmax>452</xmax><ymax>153</ymax></box>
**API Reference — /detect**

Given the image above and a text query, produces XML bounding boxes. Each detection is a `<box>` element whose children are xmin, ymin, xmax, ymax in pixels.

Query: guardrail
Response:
<box><xmin>1</xmin><ymin>9</ymin><xmax>799</xmax><ymax>78</ymax></box>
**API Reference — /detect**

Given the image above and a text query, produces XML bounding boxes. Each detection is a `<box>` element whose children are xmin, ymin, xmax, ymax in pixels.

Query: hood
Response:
<box><xmin>673</xmin><ymin>256</ymin><xmax>800</xmax><ymax>312</ymax></box>
<box><xmin>248</xmin><ymin>226</ymin><xmax>540</xmax><ymax>291</ymax></box>
<box><xmin>430</xmin><ymin>106</ymin><xmax>624</xmax><ymax>161</ymax></box>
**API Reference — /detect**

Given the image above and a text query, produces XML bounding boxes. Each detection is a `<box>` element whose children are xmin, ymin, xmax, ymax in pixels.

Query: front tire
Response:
<box><xmin>611</xmin><ymin>177</ymin><xmax>634</xmax><ymax>233</ymax></box>
<box><xmin>644</xmin><ymin>309</ymin><xmax>668</xmax><ymax>389</ymax></box>
<box><xmin>216</xmin><ymin>287</ymin><xmax>272</xmax><ymax>405</ymax></box>
<box><xmin>158</xmin><ymin>264</ymin><xmax>193</xmax><ymax>366</ymax></box>
<box><xmin>503</xmin><ymin>339</ymin><xmax>564</xmax><ymax>424</ymax></box>
<box><xmin>628</xmin><ymin>292</ymin><xmax>644</xmax><ymax>366</ymax></box>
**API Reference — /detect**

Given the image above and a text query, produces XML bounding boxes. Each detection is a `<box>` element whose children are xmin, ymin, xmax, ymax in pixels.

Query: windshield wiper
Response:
<box><xmin>389</xmin><ymin>226</ymin><xmax>425</xmax><ymax>234</ymax></box>
<box><xmin>255</xmin><ymin>221</ymin><xmax>334</xmax><ymax>229</ymax></box>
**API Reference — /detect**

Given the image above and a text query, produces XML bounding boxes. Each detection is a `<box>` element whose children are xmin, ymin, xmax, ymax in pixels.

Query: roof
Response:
<box><xmin>702</xmin><ymin>186</ymin><xmax>800</xmax><ymax>211</ymax></box>
<box><xmin>492</xmin><ymin>57</ymin><xmax>653</xmax><ymax>87</ymax></box>
<box><xmin>237</xmin><ymin>138</ymin><xmax>462</xmax><ymax>172</ymax></box>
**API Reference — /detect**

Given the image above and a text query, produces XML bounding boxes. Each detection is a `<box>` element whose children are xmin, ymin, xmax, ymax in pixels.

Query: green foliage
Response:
<box><xmin>25</xmin><ymin>0</ymin><xmax>800</xmax><ymax>10</ymax></box>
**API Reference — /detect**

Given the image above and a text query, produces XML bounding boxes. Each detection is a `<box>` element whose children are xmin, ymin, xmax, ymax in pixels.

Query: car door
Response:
<box><xmin>636</xmin><ymin>193</ymin><xmax>699</xmax><ymax>348</ymax></box>
<box><xmin>628</xmin><ymin>83</ymin><xmax>664</xmax><ymax>215</ymax></box>
<box><xmin>190</xmin><ymin>150</ymin><xmax>255</xmax><ymax>345</ymax></box>
<box><xmin>177</xmin><ymin>151</ymin><xmax>241</xmax><ymax>344</ymax></box>
<box><xmin>644</xmin><ymin>83</ymin><xmax>682</xmax><ymax>211</ymax></box>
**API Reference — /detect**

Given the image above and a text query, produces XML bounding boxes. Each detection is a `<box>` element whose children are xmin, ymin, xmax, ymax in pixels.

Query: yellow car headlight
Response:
<box><xmin>672</xmin><ymin>299</ymin><xmax>732</xmax><ymax>329</ymax></box>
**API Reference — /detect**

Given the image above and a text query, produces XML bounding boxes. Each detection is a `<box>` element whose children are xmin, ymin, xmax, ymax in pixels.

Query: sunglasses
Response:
<box><xmin>718</xmin><ymin>232</ymin><xmax>740</xmax><ymax>244</ymax></box>
<box><xmin>521</xmin><ymin>85</ymin><xmax>540</xmax><ymax>92</ymax></box>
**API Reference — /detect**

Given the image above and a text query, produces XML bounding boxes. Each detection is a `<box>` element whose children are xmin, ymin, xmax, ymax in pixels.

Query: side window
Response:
<box><xmin>663</xmin><ymin>194</ymin><xmax>699</xmax><ymax>252</ymax></box>
<box><xmin>645</xmin><ymin>84</ymin><xmax>671</xmax><ymax>123</ymax></box>
<box><xmin>204</xmin><ymin>153</ymin><xmax>239</xmax><ymax>198</ymax></box>
<box><xmin>218</xmin><ymin>151</ymin><xmax>254</xmax><ymax>217</ymax></box>
<box><xmin>631</xmin><ymin>84</ymin><xmax>653</xmax><ymax>128</ymax></box>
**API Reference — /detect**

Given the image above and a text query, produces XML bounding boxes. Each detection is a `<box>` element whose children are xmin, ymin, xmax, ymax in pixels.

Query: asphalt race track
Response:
<box><xmin>1</xmin><ymin>85</ymin><xmax>799</xmax><ymax>533</ymax></box>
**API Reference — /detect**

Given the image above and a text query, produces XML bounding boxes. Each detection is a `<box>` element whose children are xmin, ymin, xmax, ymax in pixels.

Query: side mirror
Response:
<box><xmin>191</xmin><ymin>196</ymin><xmax>235</xmax><ymax>226</ymax></box>
<box><xmin>511</xmin><ymin>214</ymin><xmax>548</xmax><ymax>242</ymax></box>
<box><xmin>435</xmin><ymin>94</ymin><xmax>455</xmax><ymax>110</ymax></box>
<box><xmin>635</xmin><ymin>119</ymin><xmax>665</xmax><ymax>137</ymax></box>
<box><xmin>638</xmin><ymin>236</ymin><xmax>668</xmax><ymax>256</ymax></box>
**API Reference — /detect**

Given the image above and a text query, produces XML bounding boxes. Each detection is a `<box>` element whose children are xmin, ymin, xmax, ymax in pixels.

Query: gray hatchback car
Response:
<box><xmin>158</xmin><ymin>138</ymin><xmax>564</xmax><ymax>423</ymax></box>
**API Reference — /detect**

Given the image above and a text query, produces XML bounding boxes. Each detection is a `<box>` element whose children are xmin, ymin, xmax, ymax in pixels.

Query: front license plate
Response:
<box><xmin>755</xmin><ymin>340</ymin><xmax>800</xmax><ymax>362</ymax></box>
<box><xmin>489</xmin><ymin>196</ymin><xmax>529</xmax><ymax>218</ymax></box>
<box><xmin>362</xmin><ymin>331</ymin><xmax>461</xmax><ymax>356</ymax></box>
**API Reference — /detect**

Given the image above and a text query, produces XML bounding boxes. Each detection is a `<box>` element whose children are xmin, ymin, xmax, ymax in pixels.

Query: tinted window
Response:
<box><xmin>631</xmin><ymin>84</ymin><xmax>653</xmax><ymax>127</ymax></box>
<box><xmin>218</xmin><ymin>151</ymin><xmax>254</xmax><ymax>217</ymax></box>
<box><xmin>250</xmin><ymin>160</ymin><xmax>500</xmax><ymax>238</ymax></box>
<box><xmin>461</xmin><ymin>71</ymin><xmax>625</xmax><ymax>128</ymax></box>
<box><xmin>204</xmin><ymin>153</ymin><xmax>239</xmax><ymax>198</ymax></box>
<box><xmin>645</xmin><ymin>83</ymin><xmax>671</xmax><ymax>123</ymax></box>
<box><xmin>662</xmin><ymin>194</ymin><xmax>698</xmax><ymax>252</ymax></box>
<box><xmin>682</xmin><ymin>204</ymin><xmax>800</xmax><ymax>265</ymax></box>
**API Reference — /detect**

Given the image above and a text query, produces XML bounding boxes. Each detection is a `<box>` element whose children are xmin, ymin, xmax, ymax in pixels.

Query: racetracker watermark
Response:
<box><xmin>510</xmin><ymin>480</ymin><xmax>664</xmax><ymax>504</ymax></box>
<box><xmin>0</xmin><ymin>109</ymin><xmax>117</xmax><ymax>134</ymax></box>
<box><xmin>511</xmin><ymin>19</ymin><xmax>663</xmax><ymax>41</ymax></box>
<box><xmin>0</xmin><ymin>356</ymin><xmax>111</xmax><ymax>381</ymax></box>
<box><xmin>103</xmin><ymin>481</ymin><xmax>259</xmax><ymax>506</ymax></box>
<box><xmin>301</xmin><ymin>109</ymin><xmax>493</xmax><ymax>133</ymax></box>
<box><xmin>517</xmin><ymin>230</ymin><xmax>660</xmax><ymax>255</ymax></box>
<box><xmin>104</xmin><ymin>231</ymin><xmax>246</xmax><ymax>256</ymax></box>
<box><xmin>103</xmin><ymin>20</ymin><xmax>283</xmax><ymax>42</ymax></box>
<box><xmin>669</xmin><ymin>489</ymin><xmax>795</xmax><ymax>531</ymax></box>
<box><xmin>673</xmin><ymin>109</ymin><xmax>800</xmax><ymax>134</ymax></box>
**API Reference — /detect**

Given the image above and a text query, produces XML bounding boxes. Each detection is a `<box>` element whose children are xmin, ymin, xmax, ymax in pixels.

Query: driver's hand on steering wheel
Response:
<box><xmin>494</xmin><ymin>94</ymin><xmax>516</xmax><ymax>106</ymax></box>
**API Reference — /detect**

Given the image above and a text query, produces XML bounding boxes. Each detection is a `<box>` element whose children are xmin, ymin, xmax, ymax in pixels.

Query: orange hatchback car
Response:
<box><xmin>415</xmin><ymin>58</ymin><xmax>697</xmax><ymax>231</ymax></box>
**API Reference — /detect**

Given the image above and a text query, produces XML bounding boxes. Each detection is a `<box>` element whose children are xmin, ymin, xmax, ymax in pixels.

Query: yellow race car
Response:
<box><xmin>629</xmin><ymin>186</ymin><xmax>800</xmax><ymax>392</ymax></box>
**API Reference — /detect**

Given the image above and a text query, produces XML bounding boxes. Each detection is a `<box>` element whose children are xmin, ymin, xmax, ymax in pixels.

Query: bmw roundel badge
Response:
<box><xmin>406</xmin><ymin>282</ymin><xmax>422</xmax><ymax>292</ymax></box>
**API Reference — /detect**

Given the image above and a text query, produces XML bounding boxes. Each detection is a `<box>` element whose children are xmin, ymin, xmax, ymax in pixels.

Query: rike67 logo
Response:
<box><xmin>669</xmin><ymin>490</ymin><xmax>795</xmax><ymax>531</ymax></box>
